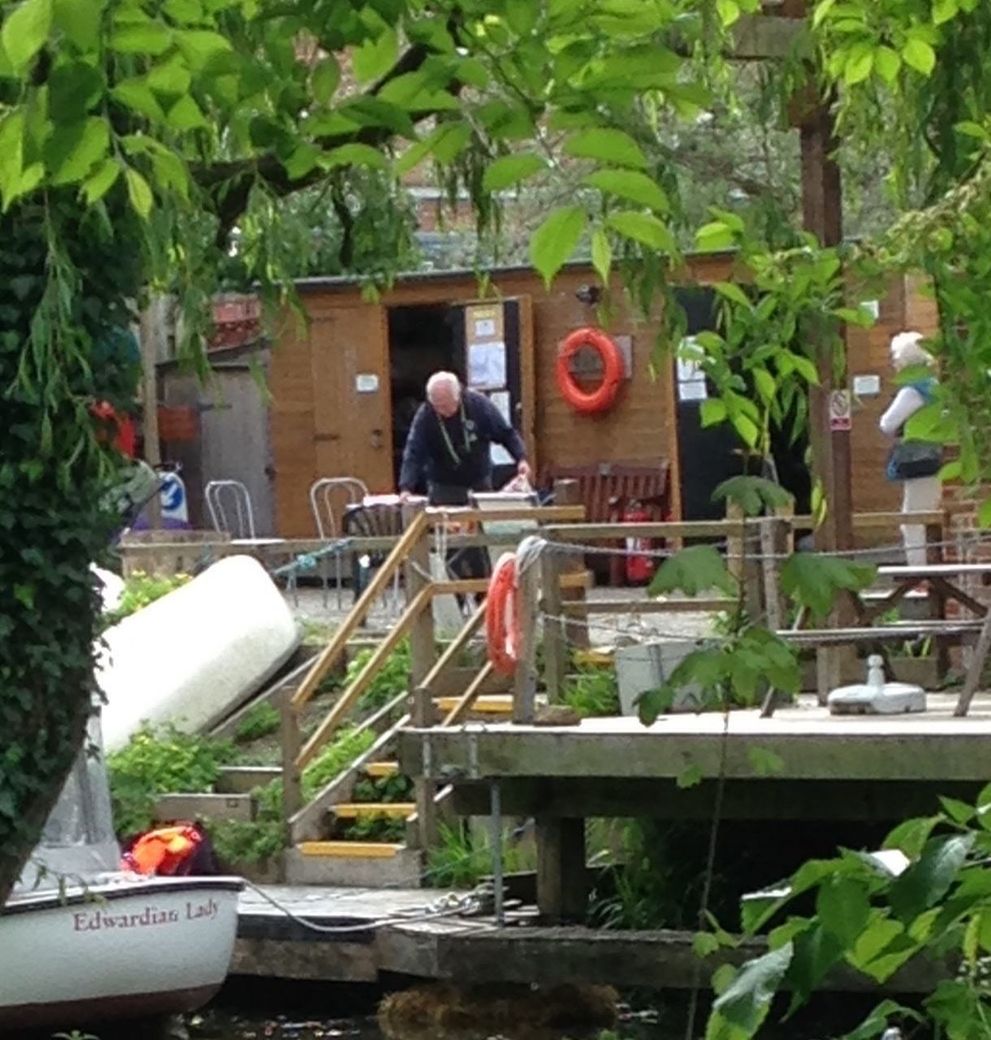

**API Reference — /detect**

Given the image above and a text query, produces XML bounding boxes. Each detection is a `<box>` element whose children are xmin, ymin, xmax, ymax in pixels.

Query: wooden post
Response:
<box><xmin>535</xmin><ymin>817</ymin><xmax>587</xmax><ymax>924</ymax></box>
<box><xmin>139</xmin><ymin>300</ymin><xmax>163</xmax><ymax>528</ymax></box>
<box><xmin>279</xmin><ymin>688</ymin><xmax>303</xmax><ymax>840</ymax></box>
<box><xmin>513</xmin><ymin>548</ymin><xmax>539</xmax><ymax>724</ymax></box>
<box><xmin>541</xmin><ymin>549</ymin><xmax>566</xmax><ymax>703</ymax></box>
<box><xmin>798</xmin><ymin>92</ymin><xmax>855</xmax><ymax>702</ymax></box>
<box><xmin>760</xmin><ymin>516</ymin><xmax>789</xmax><ymax>631</ymax></box>
<box><xmin>554</xmin><ymin>479</ymin><xmax>588</xmax><ymax>650</ymax></box>
<box><xmin>411</xmin><ymin>685</ymin><xmax>439</xmax><ymax>851</ymax></box>
<box><xmin>403</xmin><ymin>502</ymin><xmax>434</xmax><ymax>689</ymax></box>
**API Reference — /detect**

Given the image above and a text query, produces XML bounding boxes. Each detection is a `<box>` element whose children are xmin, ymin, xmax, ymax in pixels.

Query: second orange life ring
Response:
<box><xmin>556</xmin><ymin>327</ymin><xmax>623</xmax><ymax>415</ymax></box>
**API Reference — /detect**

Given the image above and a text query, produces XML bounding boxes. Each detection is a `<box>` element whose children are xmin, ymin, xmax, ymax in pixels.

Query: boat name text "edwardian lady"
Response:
<box><xmin>72</xmin><ymin>898</ymin><xmax>220</xmax><ymax>932</ymax></box>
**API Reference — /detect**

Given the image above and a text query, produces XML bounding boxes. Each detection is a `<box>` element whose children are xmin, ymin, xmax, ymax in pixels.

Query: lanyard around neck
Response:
<box><xmin>438</xmin><ymin>399</ymin><xmax>473</xmax><ymax>467</ymax></box>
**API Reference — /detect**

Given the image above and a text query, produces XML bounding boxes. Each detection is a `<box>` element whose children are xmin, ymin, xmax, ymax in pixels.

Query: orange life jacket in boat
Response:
<box><xmin>122</xmin><ymin>824</ymin><xmax>203</xmax><ymax>876</ymax></box>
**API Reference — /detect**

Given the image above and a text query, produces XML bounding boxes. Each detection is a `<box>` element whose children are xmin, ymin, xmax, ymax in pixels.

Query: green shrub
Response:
<box><xmin>107</xmin><ymin>725</ymin><xmax>238</xmax><ymax>836</ymax></box>
<box><xmin>352</xmin><ymin>772</ymin><xmax>412</xmax><ymax>804</ymax></box>
<box><xmin>562</xmin><ymin>666</ymin><xmax>620</xmax><ymax>718</ymax></box>
<box><xmin>210</xmin><ymin>819</ymin><xmax>285</xmax><ymax>867</ymax></box>
<box><xmin>345</xmin><ymin>639</ymin><xmax>411</xmax><ymax>711</ymax></box>
<box><xmin>234</xmin><ymin>702</ymin><xmax>281</xmax><ymax>743</ymax></box>
<box><xmin>426</xmin><ymin>822</ymin><xmax>536</xmax><ymax>889</ymax></box>
<box><xmin>341</xmin><ymin>813</ymin><xmax>408</xmax><ymax>843</ymax></box>
<box><xmin>102</xmin><ymin>570</ymin><xmax>190</xmax><ymax>629</ymax></box>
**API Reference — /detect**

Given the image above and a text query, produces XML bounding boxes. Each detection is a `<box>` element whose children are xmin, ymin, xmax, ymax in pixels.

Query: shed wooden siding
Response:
<box><xmin>267</xmin><ymin>260</ymin><xmax>927</xmax><ymax>539</ymax></box>
<box><xmin>846</xmin><ymin>274</ymin><xmax>938</xmax><ymax>517</ymax></box>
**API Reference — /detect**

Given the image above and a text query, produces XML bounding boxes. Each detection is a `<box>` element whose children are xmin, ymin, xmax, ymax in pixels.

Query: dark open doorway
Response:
<box><xmin>675</xmin><ymin>287</ymin><xmax>811</xmax><ymax>519</ymax></box>
<box><xmin>388</xmin><ymin>304</ymin><xmax>460</xmax><ymax>491</ymax></box>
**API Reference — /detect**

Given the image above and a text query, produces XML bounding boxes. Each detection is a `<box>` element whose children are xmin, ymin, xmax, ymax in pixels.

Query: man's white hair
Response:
<box><xmin>890</xmin><ymin>331</ymin><xmax>932</xmax><ymax>370</ymax></box>
<box><xmin>426</xmin><ymin>371</ymin><xmax>461</xmax><ymax>399</ymax></box>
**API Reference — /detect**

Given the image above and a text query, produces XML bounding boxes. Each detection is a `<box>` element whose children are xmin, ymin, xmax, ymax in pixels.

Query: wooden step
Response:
<box><xmin>434</xmin><ymin>694</ymin><xmax>513</xmax><ymax>714</ymax></box>
<box><xmin>332</xmin><ymin>802</ymin><xmax>416</xmax><ymax>819</ymax></box>
<box><xmin>365</xmin><ymin>761</ymin><xmax>400</xmax><ymax>779</ymax></box>
<box><xmin>297</xmin><ymin>841</ymin><xmax>403</xmax><ymax>859</ymax></box>
<box><xmin>215</xmin><ymin>765</ymin><xmax>282</xmax><ymax>794</ymax></box>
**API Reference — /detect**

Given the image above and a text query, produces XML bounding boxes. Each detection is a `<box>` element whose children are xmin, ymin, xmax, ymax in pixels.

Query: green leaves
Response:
<box><xmin>353</xmin><ymin>25</ymin><xmax>399</xmax><ymax>83</ymax></box>
<box><xmin>482</xmin><ymin>152</ymin><xmax>547</xmax><ymax>192</ymax></box>
<box><xmin>529</xmin><ymin>205</ymin><xmax>586</xmax><ymax>287</ymax></box>
<box><xmin>110</xmin><ymin>21</ymin><xmax>173</xmax><ymax>55</ymax></box>
<box><xmin>902</xmin><ymin>37</ymin><xmax>936</xmax><ymax>76</ymax></box>
<box><xmin>779</xmin><ymin>554</ymin><xmax>876</xmax><ymax>621</ymax></box>
<box><xmin>583</xmin><ymin>168</ymin><xmax>668</xmax><ymax>212</ymax></box>
<box><xmin>563</xmin><ymin>128</ymin><xmax>647</xmax><ymax>169</ymax></box>
<box><xmin>2</xmin><ymin>0</ymin><xmax>52</xmax><ymax>73</ymax></box>
<box><xmin>706</xmin><ymin>943</ymin><xmax>793</xmax><ymax>1040</ymax></box>
<box><xmin>649</xmin><ymin>544</ymin><xmax>736</xmax><ymax>598</ymax></box>
<box><xmin>889</xmin><ymin>834</ymin><xmax>975</xmax><ymax>923</ymax></box>
<box><xmin>606</xmin><ymin>210</ymin><xmax>675</xmax><ymax>252</ymax></box>
<box><xmin>311</xmin><ymin>57</ymin><xmax>341</xmax><ymax>105</ymax></box>
<box><xmin>713</xmin><ymin>476</ymin><xmax>794</xmax><ymax>517</ymax></box>
<box><xmin>125</xmin><ymin>167</ymin><xmax>153</xmax><ymax>218</ymax></box>
<box><xmin>49</xmin><ymin>117</ymin><xmax>109</xmax><ymax>185</ymax></box>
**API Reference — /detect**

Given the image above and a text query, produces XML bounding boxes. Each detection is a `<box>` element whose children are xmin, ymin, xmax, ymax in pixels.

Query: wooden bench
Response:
<box><xmin>542</xmin><ymin>459</ymin><xmax>671</xmax><ymax>585</ymax></box>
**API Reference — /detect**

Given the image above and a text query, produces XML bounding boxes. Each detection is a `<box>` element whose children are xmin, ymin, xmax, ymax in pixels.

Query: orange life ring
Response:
<box><xmin>556</xmin><ymin>327</ymin><xmax>623</xmax><ymax>415</ymax></box>
<box><xmin>486</xmin><ymin>552</ymin><xmax>520</xmax><ymax>676</ymax></box>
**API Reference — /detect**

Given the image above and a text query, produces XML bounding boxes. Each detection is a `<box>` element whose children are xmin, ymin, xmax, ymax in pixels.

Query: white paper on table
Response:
<box><xmin>468</xmin><ymin>341</ymin><xmax>507</xmax><ymax>389</ymax></box>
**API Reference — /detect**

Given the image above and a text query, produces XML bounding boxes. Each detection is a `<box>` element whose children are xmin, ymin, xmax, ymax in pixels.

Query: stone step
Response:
<box><xmin>297</xmin><ymin>841</ymin><xmax>404</xmax><ymax>859</ymax></box>
<box><xmin>215</xmin><ymin>765</ymin><xmax>282</xmax><ymax>794</ymax></box>
<box><xmin>331</xmin><ymin>802</ymin><xmax>416</xmax><ymax>819</ymax></box>
<box><xmin>364</xmin><ymin>761</ymin><xmax>400</xmax><ymax>779</ymax></box>
<box><xmin>285</xmin><ymin>845</ymin><xmax>422</xmax><ymax>887</ymax></box>
<box><xmin>154</xmin><ymin>792</ymin><xmax>254</xmax><ymax>823</ymax></box>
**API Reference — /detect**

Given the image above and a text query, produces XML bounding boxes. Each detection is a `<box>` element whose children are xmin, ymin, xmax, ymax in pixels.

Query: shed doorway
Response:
<box><xmin>387</xmin><ymin>299</ymin><xmax>532</xmax><ymax>493</ymax></box>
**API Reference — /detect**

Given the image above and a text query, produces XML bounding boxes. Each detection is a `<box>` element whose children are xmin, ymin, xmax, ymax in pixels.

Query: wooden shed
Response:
<box><xmin>160</xmin><ymin>258</ymin><xmax>937</xmax><ymax>540</ymax></box>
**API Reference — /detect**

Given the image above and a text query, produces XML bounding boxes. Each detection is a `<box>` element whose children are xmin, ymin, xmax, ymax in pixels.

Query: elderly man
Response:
<box><xmin>399</xmin><ymin>371</ymin><xmax>530</xmax><ymax>506</ymax></box>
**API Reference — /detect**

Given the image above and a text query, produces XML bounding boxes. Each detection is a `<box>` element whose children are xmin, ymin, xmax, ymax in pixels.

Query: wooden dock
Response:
<box><xmin>233</xmin><ymin>882</ymin><xmax>946</xmax><ymax>994</ymax></box>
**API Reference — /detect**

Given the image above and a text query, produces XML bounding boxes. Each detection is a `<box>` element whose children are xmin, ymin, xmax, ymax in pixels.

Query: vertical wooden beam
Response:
<box><xmin>513</xmin><ymin>550</ymin><xmax>539</xmax><ymax>724</ymax></box>
<box><xmin>760</xmin><ymin>516</ymin><xmax>789</xmax><ymax>631</ymax></box>
<box><xmin>139</xmin><ymin>300</ymin><xmax>163</xmax><ymax>527</ymax></box>
<box><xmin>541</xmin><ymin>549</ymin><xmax>566</xmax><ymax>703</ymax></box>
<box><xmin>536</xmin><ymin>817</ymin><xmax>587</xmax><ymax>924</ymax></box>
<box><xmin>801</xmin><ymin>99</ymin><xmax>852</xmax><ymax>555</ymax></box>
<box><xmin>411</xmin><ymin>686</ymin><xmax>439</xmax><ymax>852</ymax></box>
<box><xmin>280</xmin><ymin>688</ymin><xmax>303</xmax><ymax>840</ymax></box>
<box><xmin>403</xmin><ymin>502</ymin><xmax>434</xmax><ymax>689</ymax></box>
<box><xmin>554</xmin><ymin>479</ymin><xmax>589</xmax><ymax>650</ymax></box>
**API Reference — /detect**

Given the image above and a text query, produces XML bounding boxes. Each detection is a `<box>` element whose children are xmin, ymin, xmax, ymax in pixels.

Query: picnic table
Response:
<box><xmin>770</xmin><ymin>561</ymin><xmax>991</xmax><ymax>718</ymax></box>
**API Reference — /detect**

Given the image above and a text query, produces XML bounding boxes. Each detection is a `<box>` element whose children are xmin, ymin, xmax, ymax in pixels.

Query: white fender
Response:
<box><xmin>99</xmin><ymin>556</ymin><xmax>299</xmax><ymax>751</ymax></box>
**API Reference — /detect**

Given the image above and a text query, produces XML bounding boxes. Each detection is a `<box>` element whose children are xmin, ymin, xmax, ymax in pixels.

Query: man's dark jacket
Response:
<box><xmin>399</xmin><ymin>389</ymin><xmax>526</xmax><ymax>492</ymax></box>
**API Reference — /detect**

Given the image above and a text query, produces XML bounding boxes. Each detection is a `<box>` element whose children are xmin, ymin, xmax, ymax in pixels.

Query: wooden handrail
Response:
<box><xmin>295</xmin><ymin>583</ymin><xmax>435</xmax><ymax>770</ymax></box>
<box><xmin>441</xmin><ymin>660</ymin><xmax>497</xmax><ymax>726</ymax></box>
<box><xmin>291</xmin><ymin>510</ymin><xmax>430</xmax><ymax>708</ymax></box>
<box><xmin>425</xmin><ymin>505</ymin><xmax>585</xmax><ymax>524</ymax></box>
<box><xmin>421</xmin><ymin>601</ymin><xmax>486</xmax><ymax>691</ymax></box>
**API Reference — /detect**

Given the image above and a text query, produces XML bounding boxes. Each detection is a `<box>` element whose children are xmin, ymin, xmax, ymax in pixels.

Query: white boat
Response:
<box><xmin>100</xmin><ymin>555</ymin><xmax>300</xmax><ymax>751</ymax></box>
<box><xmin>1</xmin><ymin>715</ymin><xmax>243</xmax><ymax>1033</ymax></box>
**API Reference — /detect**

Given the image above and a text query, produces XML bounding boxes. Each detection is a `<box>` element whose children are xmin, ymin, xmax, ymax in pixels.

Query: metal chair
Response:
<box><xmin>309</xmin><ymin>477</ymin><xmax>369</xmax><ymax>607</ymax></box>
<box><xmin>205</xmin><ymin>480</ymin><xmax>256</xmax><ymax>541</ymax></box>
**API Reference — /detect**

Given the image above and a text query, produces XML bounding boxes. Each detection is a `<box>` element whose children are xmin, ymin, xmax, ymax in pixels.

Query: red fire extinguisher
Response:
<box><xmin>623</xmin><ymin>498</ymin><xmax>656</xmax><ymax>586</ymax></box>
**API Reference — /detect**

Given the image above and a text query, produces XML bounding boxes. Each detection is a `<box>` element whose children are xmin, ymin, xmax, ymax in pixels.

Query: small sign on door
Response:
<box><xmin>355</xmin><ymin>373</ymin><xmax>379</xmax><ymax>393</ymax></box>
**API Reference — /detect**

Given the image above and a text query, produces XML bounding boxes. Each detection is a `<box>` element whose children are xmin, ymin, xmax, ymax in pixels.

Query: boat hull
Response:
<box><xmin>0</xmin><ymin>876</ymin><xmax>242</xmax><ymax>1031</ymax></box>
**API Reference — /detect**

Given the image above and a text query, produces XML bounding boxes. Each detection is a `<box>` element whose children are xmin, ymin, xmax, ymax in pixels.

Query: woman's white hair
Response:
<box><xmin>426</xmin><ymin>371</ymin><xmax>461</xmax><ymax>399</ymax></box>
<box><xmin>890</xmin><ymin>331</ymin><xmax>932</xmax><ymax>370</ymax></box>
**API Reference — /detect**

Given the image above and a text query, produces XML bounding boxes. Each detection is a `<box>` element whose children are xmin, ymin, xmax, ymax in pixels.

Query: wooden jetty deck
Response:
<box><xmin>233</xmin><ymin>883</ymin><xmax>945</xmax><ymax>994</ymax></box>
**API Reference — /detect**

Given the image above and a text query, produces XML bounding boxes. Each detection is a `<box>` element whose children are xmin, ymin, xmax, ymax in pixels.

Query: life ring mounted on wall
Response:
<box><xmin>556</xmin><ymin>326</ymin><xmax>624</xmax><ymax>415</ymax></box>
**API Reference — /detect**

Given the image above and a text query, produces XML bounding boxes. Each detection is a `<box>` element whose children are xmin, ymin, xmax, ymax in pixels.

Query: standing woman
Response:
<box><xmin>879</xmin><ymin>331</ymin><xmax>942</xmax><ymax>568</ymax></box>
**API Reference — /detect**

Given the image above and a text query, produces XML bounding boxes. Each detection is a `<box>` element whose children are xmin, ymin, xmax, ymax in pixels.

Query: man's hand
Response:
<box><xmin>517</xmin><ymin>460</ymin><xmax>531</xmax><ymax>481</ymax></box>
<box><xmin>399</xmin><ymin>489</ymin><xmax>412</xmax><ymax>503</ymax></box>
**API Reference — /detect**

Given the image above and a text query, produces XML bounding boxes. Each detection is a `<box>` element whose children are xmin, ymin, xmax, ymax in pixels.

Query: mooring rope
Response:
<box><xmin>239</xmin><ymin>878</ymin><xmax>502</xmax><ymax>936</ymax></box>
